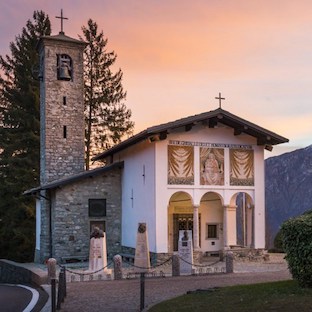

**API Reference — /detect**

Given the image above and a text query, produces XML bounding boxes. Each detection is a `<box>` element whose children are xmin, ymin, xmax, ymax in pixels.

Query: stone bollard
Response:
<box><xmin>47</xmin><ymin>258</ymin><xmax>57</xmax><ymax>280</ymax></box>
<box><xmin>113</xmin><ymin>255</ymin><xmax>123</xmax><ymax>280</ymax></box>
<box><xmin>47</xmin><ymin>258</ymin><xmax>57</xmax><ymax>312</ymax></box>
<box><xmin>172</xmin><ymin>254</ymin><xmax>180</xmax><ymax>277</ymax></box>
<box><xmin>225</xmin><ymin>251</ymin><xmax>234</xmax><ymax>273</ymax></box>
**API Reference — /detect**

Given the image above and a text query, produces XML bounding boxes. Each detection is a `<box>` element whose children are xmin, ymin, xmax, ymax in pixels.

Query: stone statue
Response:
<box><xmin>182</xmin><ymin>230</ymin><xmax>189</xmax><ymax>241</ymax></box>
<box><xmin>202</xmin><ymin>153</ymin><xmax>222</xmax><ymax>185</ymax></box>
<box><xmin>90</xmin><ymin>226</ymin><xmax>104</xmax><ymax>239</ymax></box>
<box><xmin>138</xmin><ymin>223</ymin><xmax>146</xmax><ymax>233</ymax></box>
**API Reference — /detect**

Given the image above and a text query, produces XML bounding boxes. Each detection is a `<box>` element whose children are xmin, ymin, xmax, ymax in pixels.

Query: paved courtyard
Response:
<box><xmin>59</xmin><ymin>254</ymin><xmax>291</xmax><ymax>312</ymax></box>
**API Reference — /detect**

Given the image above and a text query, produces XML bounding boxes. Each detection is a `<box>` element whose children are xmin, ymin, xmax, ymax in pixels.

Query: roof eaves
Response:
<box><xmin>24</xmin><ymin>161</ymin><xmax>124</xmax><ymax>195</ymax></box>
<box><xmin>92</xmin><ymin>107</ymin><xmax>288</xmax><ymax>161</ymax></box>
<box><xmin>92</xmin><ymin>130</ymin><xmax>149</xmax><ymax>161</ymax></box>
<box><xmin>219</xmin><ymin>110</ymin><xmax>289</xmax><ymax>144</ymax></box>
<box><xmin>92</xmin><ymin>109</ymin><xmax>220</xmax><ymax>161</ymax></box>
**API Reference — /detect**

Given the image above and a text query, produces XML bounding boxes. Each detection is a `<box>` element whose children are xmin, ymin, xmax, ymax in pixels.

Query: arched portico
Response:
<box><xmin>167</xmin><ymin>191</ymin><xmax>194</xmax><ymax>253</ymax></box>
<box><xmin>199</xmin><ymin>192</ymin><xmax>224</xmax><ymax>254</ymax></box>
<box><xmin>168</xmin><ymin>191</ymin><xmax>226</xmax><ymax>254</ymax></box>
<box><xmin>167</xmin><ymin>191</ymin><xmax>254</xmax><ymax>254</ymax></box>
<box><xmin>230</xmin><ymin>192</ymin><xmax>254</xmax><ymax>248</ymax></box>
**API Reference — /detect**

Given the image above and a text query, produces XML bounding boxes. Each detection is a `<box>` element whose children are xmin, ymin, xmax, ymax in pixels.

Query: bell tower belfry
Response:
<box><xmin>38</xmin><ymin>30</ymin><xmax>86</xmax><ymax>184</ymax></box>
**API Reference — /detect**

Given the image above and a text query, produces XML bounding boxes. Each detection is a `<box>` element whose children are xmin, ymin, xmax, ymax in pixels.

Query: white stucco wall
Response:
<box><xmin>35</xmin><ymin>198</ymin><xmax>41</xmax><ymax>251</ymax></box>
<box><xmin>253</xmin><ymin>145</ymin><xmax>266</xmax><ymax>248</ymax></box>
<box><xmin>119</xmin><ymin>140</ymin><xmax>157</xmax><ymax>250</ymax></box>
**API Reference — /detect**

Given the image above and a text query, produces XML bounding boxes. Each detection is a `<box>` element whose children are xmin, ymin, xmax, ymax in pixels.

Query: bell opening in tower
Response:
<box><xmin>57</xmin><ymin>54</ymin><xmax>72</xmax><ymax>81</ymax></box>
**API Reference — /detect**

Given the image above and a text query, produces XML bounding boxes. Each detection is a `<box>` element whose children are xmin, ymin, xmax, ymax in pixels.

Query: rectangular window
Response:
<box><xmin>206</xmin><ymin>224</ymin><xmax>218</xmax><ymax>239</ymax></box>
<box><xmin>63</xmin><ymin>125</ymin><xmax>67</xmax><ymax>138</ymax></box>
<box><xmin>88</xmin><ymin>199</ymin><xmax>106</xmax><ymax>217</ymax></box>
<box><xmin>63</xmin><ymin>96</ymin><xmax>67</xmax><ymax>105</ymax></box>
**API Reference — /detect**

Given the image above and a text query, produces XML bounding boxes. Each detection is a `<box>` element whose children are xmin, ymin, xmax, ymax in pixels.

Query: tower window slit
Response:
<box><xmin>63</xmin><ymin>125</ymin><xmax>67</xmax><ymax>138</ymax></box>
<box><xmin>63</xmin><ymin>96</ymin><xmax>67</xmax><ymax>105</ymax></box>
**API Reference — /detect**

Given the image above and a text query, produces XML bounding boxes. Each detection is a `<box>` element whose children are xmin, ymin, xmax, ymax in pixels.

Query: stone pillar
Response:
<box><xmin>223</xmin><ymin>205</ymin><xmax>228</xmax><ymax>248</ymax></box>
<box><xmin>229</xmin><ymin>205</ymin><xmax>237</xmax><ymax>246</ymax></box>
<box><xmin>172</xmin><ymin>254</ymin><xmax>180</xmax><ymax>276</ymax></box>
<box><xmin>134</xmin><ymin>223</ymin><xmax>150</xmax><ymax>272</ymax></box>
<box><xmin>178</xmin><ymin>231</ymin><xmax>193</xmax><ymax>275</ymax></box>
<box><xmin>247</xmin><ymin>204</ymin><xmax>255</xmax><ymax>248</ymax></box>
<box><xmin>223</xmin><ymin>205</ymin><xmax>237</xmax><ymax>248</ymax></box>
<box><xmin>113</xmin><ymin>255</ymin><xmax>123</xmax><ymax>280</ymax></box>
<box><xmin>47</xmin><ymin>258</ymin><xmax>57</xmax><ymax>280</ymax></box>
<box><xmin>89</xmin><ymin>228</ymin><xmax>107</xmax><ymax>272</ymax></box>
<box><xmin>225</xmin><ymin>251</ymin><xmax>234</xmax><ymax>273</ymax></box>
<box><xmin>193</xmin><ymin>205</ymin><xmax>200</xmax><ymax>250</ymax></box>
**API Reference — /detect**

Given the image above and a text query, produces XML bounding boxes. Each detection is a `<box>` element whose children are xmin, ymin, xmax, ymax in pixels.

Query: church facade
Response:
<box><xmin>92</xmin><ymin>109</ymin><xmax>288</xmax><ymax>260</ymax></box>
<box><xmin>26</xmin><ymin>31</ymin><xmax>288</xmax><ymax>264</ymax></box>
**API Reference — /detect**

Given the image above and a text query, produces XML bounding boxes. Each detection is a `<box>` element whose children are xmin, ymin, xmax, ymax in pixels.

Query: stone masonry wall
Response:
<box><xmin>39</xmin><ymin>37</ymin><xmax>85</xmax><ymax>184</ymax></box>
<box><xmin>40</xmin><ymin>167</ymin><xmax>122</xmax><ymax>263</ymax></box>
<box><xmin>37</xmin><ymin>192</ymin><xmax>51</xmax><ymax>263</ymax></box>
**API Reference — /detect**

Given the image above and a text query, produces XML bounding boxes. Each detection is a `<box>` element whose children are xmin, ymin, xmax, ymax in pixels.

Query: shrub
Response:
<box><xmin>281</xmin><ymin>210</ymin><xmax>312</xmax><ymax>287</ymax></box>
<box><xmin>273</xmin><ymin>229</ymin><xmax>284</xmax><ymax>253</ymax></box>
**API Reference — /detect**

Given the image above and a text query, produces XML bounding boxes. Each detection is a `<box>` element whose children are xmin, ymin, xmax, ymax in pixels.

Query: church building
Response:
<box><xmin>26</xmin><ymin>28</ymin><xmax>288</xmax><ymax>264</ymax></box>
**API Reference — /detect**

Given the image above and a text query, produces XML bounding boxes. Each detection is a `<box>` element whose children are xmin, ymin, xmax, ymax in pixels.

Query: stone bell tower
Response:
<box><xmin>38</xmin><ymin>26</ymin><xmax>86</xmax><ymax>184</ymax></box>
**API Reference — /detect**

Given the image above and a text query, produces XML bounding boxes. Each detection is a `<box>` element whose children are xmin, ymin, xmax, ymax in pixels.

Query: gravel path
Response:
<box><xmin>60</xmin><ymin>265</ymin><xmax>291</xmax><ymax>312</ymax></box>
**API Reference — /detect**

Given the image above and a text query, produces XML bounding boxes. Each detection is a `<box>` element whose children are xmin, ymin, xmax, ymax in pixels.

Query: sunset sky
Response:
<box><xmin>1</xmin><ymin>0</ymin><xmax>311</xmax><ymax>158</ymax></box>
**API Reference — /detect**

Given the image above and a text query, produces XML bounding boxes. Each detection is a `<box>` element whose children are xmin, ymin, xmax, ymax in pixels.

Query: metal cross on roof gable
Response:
<box><xmin>215</xmin><ymin>92</ymin><xmax>225</xmax><ymax>108</ymax></box>
<box><xmin>56</xmin><ymin>9</ymin><xmax>68</xmax><ymax>35</ymax></box>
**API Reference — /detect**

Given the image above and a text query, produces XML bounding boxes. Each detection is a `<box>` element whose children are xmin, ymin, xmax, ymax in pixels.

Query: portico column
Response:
<box><xmin>193</xmin><ymin>205</ymin><xmax>200</xmax><ymax>250</ymax></box>
<box><xmin>223</xmin><ymin>205</ymin><xmax>228</xmax><ymax>248</ymax></box>
<box><xmin>223</xmin><ymin>204</ymin><xmax>237</xmax><ymax>248</ymax></box>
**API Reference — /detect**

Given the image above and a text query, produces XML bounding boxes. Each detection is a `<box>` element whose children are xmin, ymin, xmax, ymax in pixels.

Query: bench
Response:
<box><xmin>60</xmin><ymin>255</ymin><xmax>88</xmax><ymax>264</ymax></box>
<box><xmin>120</xmin><ymin>253</ymin><xmax>135</xmax><ymax>263</ymax></box>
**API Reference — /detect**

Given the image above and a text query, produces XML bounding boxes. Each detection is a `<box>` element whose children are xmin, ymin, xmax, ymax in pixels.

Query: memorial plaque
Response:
<box><xmin>89</xmin><ymin>199</ymin><xmax>106</xmax><ymax>217</ymax></box>
<box><xmin>134</xmin><ymin>223</ymin><xmax>150</xmax><ymax>272</ymax></box>
<box><xmin>89</xmin><ymin>227</ymin><xmax>107</xmax><ymax>272</ymax></box>
<box><xmin>178</xmin><ymin>230</ymin><xmax>193</xmax><ymax>274</ymax></box>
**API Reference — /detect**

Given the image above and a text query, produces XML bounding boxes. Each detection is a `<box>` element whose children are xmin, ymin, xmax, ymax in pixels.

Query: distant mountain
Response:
<box><xmin>265</xmin><ymin>145</ymin><xmax>312</xmax><ymax>249</ymax></box>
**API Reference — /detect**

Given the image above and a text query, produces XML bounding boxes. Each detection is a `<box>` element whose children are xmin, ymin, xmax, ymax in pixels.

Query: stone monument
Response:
<box><xmin>178</xmin><ymin>230</ymin><xmax>193</xmax><ymax>274</ymax></box>
<box><xmin>134</xmin><ymin>223</ymin><xmax>150</xmax><ymax>272</ymax></box>
<box><xmin>89</xmin><ymin>227</ymin><xmax>107</xmax><ymax>272</ymax></box>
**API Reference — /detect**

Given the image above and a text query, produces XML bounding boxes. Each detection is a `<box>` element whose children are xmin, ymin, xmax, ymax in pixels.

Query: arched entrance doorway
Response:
<box><xmin>168</xmin><ymin>192</ymin><xmax>194</xmax><ymax>253</ymax></box>
<box><xmin>200</xmin><ymin>192</ymin><xmax>223</xmax><ymax>254</ymax></box>
<box><xmin>234</xmin><ymin>192</ymin><xmax>254</xmax><ymax>247</ymax></box>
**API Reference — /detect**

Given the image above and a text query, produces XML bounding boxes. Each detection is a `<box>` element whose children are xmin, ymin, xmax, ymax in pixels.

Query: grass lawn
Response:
<box><xmin>148</xmin><ymin>280</ymin><xmax>312</xmax><ymax>312</ymax></box>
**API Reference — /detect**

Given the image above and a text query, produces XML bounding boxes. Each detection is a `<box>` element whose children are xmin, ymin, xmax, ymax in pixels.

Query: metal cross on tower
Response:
<box><xmin>215</xmin><ymin>92</ymin><xmax>225</xmax><ymax>108</ymax></box>
<box><xmin>56</xmin><ymin>9</ymin><xmax>68</xmax><ymax>35</ymax></box>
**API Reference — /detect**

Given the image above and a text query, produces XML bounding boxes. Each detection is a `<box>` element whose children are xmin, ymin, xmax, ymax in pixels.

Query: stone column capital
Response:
<box><xmin>223</xmin><ymin>205</ymin><xmax>237</xmax><ymax>211</ymax></box>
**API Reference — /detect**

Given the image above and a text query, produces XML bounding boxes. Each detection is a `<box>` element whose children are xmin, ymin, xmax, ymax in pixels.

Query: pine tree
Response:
<box><xmin>81</xmin><ymin>19</ymin><xmax>134</xmax><ymax>170</ymax></box>
<box><xmin>0</xmin><ymin>11</ymin><xmax>51</xmax><ymax>261</ymax></box>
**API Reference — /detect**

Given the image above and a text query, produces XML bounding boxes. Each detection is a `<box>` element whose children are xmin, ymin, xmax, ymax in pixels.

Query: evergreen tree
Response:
<box><xmin>81</xmin><ymin>19</ymin><xmax>134</xmax><ymax>169</ymax></box>
<box><xmin>0</xmin><ymin>11</ymin><xmax>51</xmax><ymax>261</ymax></box>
